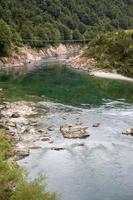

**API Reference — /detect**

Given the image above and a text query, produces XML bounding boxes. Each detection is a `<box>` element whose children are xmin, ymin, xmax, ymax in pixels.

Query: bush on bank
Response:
<box><xmin>83</xmin><ymin>29</ymin><xmax>133</xmax><ymax>77</ymax></box>
<box><xmin>0</xmin><ymin>130</ymin><xmax>58</xmax><ymax>200</ymax></box>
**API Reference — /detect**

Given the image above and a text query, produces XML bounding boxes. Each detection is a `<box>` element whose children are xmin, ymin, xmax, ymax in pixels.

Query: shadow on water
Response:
<box><xmin>0</xmin><ymin>60</ymin><xmax>133</xmax><ymax>107</ymax></box>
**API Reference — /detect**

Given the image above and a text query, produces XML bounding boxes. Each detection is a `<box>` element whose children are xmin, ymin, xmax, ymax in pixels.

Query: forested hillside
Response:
<box><xmin>0</xmin><ymin>0</ymin><xmax>133</xmax><ymax>55</ymax></box>
<box><xmin>83</xmin><ymin>29</ymin><xmax>133</xmax><ymax>77</ymax></box>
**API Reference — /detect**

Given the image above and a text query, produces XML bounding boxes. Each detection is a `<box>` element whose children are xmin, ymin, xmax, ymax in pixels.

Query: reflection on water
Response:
<box><xmin>18</xmin><ymin>101</ymin><xmax>133</xmax><ymax>200</ymax></box>
<box><xmin>0</xmin><ymin>60</ymin><xmax>133</xmax><ymax>200</ymax></box>
<box><xmin>0</xmin><ymin>60</ymin><xmax>133</xmax><ymax>106</ymax></box>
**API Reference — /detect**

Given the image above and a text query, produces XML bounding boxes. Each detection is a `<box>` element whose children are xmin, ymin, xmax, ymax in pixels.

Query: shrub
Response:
<box><xmin>11</xmin><ymin>177</ymin><xmax>57</xmax><ymax>200</ymax></box>
<box><xmin>0</xmin><ymin>131</ymin><xmax>58</xmax><ymax>200</ymax></box>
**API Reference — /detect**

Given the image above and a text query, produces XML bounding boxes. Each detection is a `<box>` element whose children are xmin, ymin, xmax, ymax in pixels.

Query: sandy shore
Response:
<box><xmin>66</xmin><ymin>55</ymin><xmax>133</xmax><ymax>82</ymax></box>
<box><xmin>90</xmin><ymin>71</ymin><xmax>133</xmax><ymax>82</ymax></box>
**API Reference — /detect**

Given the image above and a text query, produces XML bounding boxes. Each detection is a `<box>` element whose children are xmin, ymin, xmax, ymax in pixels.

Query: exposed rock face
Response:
<box><xmin>0</xmin><ymin>44</ymin><xmax>82</xmax><ymax>68</ymax></box>
<box><xmin>60</xmin><ymin>125</ymin><xmax>90</xmax><ymax>139</ymax></box>
<box><xmin>66</xmin><ymin>54</ymin><xmax>96</xmax><ymax>72</ymax></box>
<box><xmin>122</xmin><ymin>128</ymin><xmax>133</xmax><ymax>136</ymax></box>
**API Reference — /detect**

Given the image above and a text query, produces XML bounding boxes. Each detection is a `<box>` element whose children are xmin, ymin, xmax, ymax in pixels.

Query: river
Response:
<box><xmin>0</xmin><ymin>59</ymin><xmax>133</xmax><ymax>200</ymax></box>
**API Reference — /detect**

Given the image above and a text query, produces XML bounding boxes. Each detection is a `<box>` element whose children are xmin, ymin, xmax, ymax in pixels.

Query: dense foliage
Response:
<box><xmin>0</xmin><ymin>130</ymin><xmax>57</xmax><ymax>200</ymax></box>
<box><xmin>83</xmin><ymin>30</ymin><xmax>133</xmax><ymax>77</ymax></box>
<box><xmin>0</xmin><ymin>0</ymin><xmax>133</xmax><ymax>55</ymax></box>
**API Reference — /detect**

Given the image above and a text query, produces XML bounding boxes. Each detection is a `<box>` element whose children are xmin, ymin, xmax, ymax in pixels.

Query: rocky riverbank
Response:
<box><xmin>66</xmin><ymin>54</ymin><xmax>133</xmax><ymax>82</ymax></box>
<box><xmin>0</xmin><ymin>99</ymin><xmax>132</xmax><ymax>161</ymax></box>
<box><xmin>0</xmin><ymin>101</ymin><xmax>51</xmax><ymax>160</ymax></box>
<box><xmin>1</xmin><ymin>43</ymin><xmax>132</xmax><ymax>82</ymax></box>
<box><xmin>66</xmin><ymin>54</ymin><xmax>96</xmax><ymax>73</ymax></box>
<box><xmin>0</xmin><ymin>44</ymin><xmax>82</xmax><ymax>68</ymax></box>
<box><xmin>0</xmin><ymin>99</ymin><xmax>92</xmax><ymax>160</ymax></box>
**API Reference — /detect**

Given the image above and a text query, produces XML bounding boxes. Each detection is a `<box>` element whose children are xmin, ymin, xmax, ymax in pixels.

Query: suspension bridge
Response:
<box><xmin>22</xmin><ymin>39</ymin><xmax>89</xmax><ymax>47</ymax></box>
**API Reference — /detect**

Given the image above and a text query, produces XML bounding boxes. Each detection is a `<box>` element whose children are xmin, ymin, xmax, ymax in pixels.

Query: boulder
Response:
<box><xmin>38</xmin><ymin>129</ymin><xmax>45</xmax><ymax>133</ymax></box>
<box><xmin>11</xmin><ymin>112</ymin><xmax>20</xmax><ymax>118</ymax></box>
<box><xmin>15</xmin><ymin>148</ymin><xmax>30</xmax><ymax>160</ymax></box>
<box><xmin>60</xmin><ymin>125</ymin><xmax>90</xmax><ymax>139</ymax></box>
<box><xmin>41</xmin><ymin>137</ymin><xmax>50</xmax><ymax>141</ymax></box>
<box><xmin>122</xmin><ymin>128</ymin><xmax>133</xmax><ymax>136</ymax></box>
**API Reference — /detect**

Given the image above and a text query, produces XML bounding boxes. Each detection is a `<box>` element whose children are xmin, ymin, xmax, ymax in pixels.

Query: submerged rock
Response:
<box><xmin>92</xmin><ymin>123</ymin><xmax>100</xmax><ymax>128</ymax></box>
<box><xmin>77</xmin><ymin>143</ymin><xmax>85</xmax><ymax>147</ymax></box>
<box><xmin>29</xmin><ymin>146</ymin><xmax>41</xmax><ymax>149</ymax></box>
<box><xmin>60</xmin><ymin>125</ymin><xmax>90</xmax><ymax>139</ymax></box>
<box><xmin>122</xmin><ymin>128</ymin><xmax>133</xmax><ymax>136</ymax></box>
<box><xmin>49</xmin><ymin>140</ymin><xmax>54</xmax><ymax>144</ymax></box>
<box><xmin>71</xmin><ymin>143</ymin><xmax>85</xmax><ymax>148</ymax></box>
<box><xmin>51</xmin><ymin>147</ymin><xmax>65</xmax><ymax>151</ymax></box>
<box><xmin>47</xmin><ymin>126</ymin><xmax>55</xmax><ymax>131</ymax></box>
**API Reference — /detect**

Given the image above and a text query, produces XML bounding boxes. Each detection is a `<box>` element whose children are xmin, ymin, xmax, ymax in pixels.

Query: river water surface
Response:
<box><xmin>0</xmin><ymin>59</ymin><xmax>133</xmax><ymax>200</ymax></box>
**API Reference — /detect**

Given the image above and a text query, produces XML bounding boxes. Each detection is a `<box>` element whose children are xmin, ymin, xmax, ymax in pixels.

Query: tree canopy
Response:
<box><xmin>0</xmin><ymin>0</ymin><xmax>133</xmax><ymax>54</ymax></box>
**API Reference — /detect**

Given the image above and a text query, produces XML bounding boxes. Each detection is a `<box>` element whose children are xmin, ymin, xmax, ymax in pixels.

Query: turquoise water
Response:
<box><xmin>0</xmin><ymin>60</ymin><xmax>133</xmax><ymax>106</ymax></box>
<box><xmin>1</xmin><ymin>60</ymin><xmax>133</xmax><ymax>200</ymax></box>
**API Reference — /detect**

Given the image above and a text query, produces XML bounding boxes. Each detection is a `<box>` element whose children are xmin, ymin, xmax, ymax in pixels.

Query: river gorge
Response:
<box><xmin>0</xmin><ymin>58</ymin><xmax>133</xmax><ymax>200</ymax></box>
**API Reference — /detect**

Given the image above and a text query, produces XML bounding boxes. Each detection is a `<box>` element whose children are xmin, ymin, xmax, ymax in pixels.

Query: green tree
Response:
<box><xmin>35</xmin><ymin>26</ymin><xmax>49</xmax><ymax>46</ymax></box>
<box><xmin>51</xmin><ymin>28</ymin><xmax>61</xmax><ymax>44</ymax></box>
<box><xmin>73</xmin><ymin>29</ymin><xmax>84</xmax><ymax>42</ymax></box>
<box><xmin>58</xmin><ymin>24</ymin><xmax>72</xmax><ymax>41</ymax></box>
<box><xmin>0</xmin><ymin>20</ymin><xmax>12</xmax><ymax>56</ymax></box>
<box><xmin>79</xmin><ymin>22</ymin><xmax>86</xmax><ymax>34</ymax></box>
<box><xmin>21</xmin><ymin>21</ymin><xmax>34</xmax><ymax>40</ymax></box>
